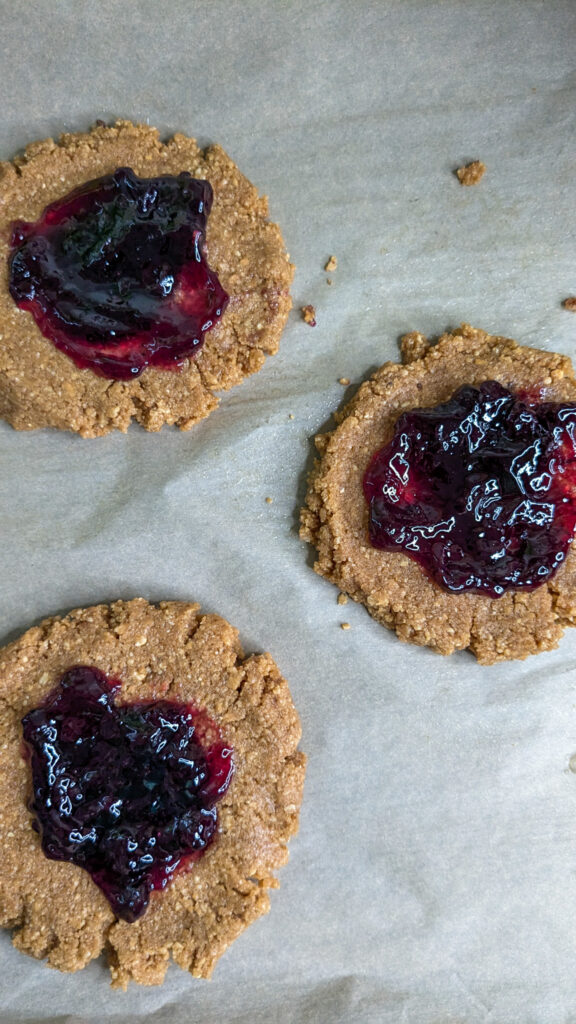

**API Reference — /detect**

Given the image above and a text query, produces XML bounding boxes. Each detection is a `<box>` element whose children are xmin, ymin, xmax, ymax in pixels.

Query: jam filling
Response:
<box><xmin>9</xmin><ymin>167</ymin><xmax>228</xmax><ymax>380</ymax></box>
<box><xmin>22</xmin><ymin>666</ymin><xmax>234</xmax><ymax>922</ymax></box>
<box><xmin>363</xmin><ymin>381</ymin><xmax>576</xmax><ymax>597</ymax></box>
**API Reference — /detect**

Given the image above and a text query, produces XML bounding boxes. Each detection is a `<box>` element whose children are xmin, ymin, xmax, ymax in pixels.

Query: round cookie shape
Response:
<box><xmin>0</xmin><ymin>599</ymin><xmax>305</xmax><ymax>986</ymax></box>
<box><xmin>0</xmin><ymin>121</ymin><xmax>294</xmax><ymax>436</ymax></box>
<box><xmin>300</xmin><ymin>325</ymin><xmax>576</xmax><ymax>663</ymax></box>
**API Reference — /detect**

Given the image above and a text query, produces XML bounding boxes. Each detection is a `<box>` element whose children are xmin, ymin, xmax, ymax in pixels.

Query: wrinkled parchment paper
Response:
<box><xmin>1</xmin><ymin>2</ymin><xmax>576</xmax><ymax>1021</ymax></box>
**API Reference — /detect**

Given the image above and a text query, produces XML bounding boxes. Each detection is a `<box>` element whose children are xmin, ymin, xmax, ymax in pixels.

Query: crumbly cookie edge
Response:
<box><xmin>0</xmin><ymin>599</ymin><xmax>305</xmax><ymax>985</ymax></box>
<box><xmin>300</xmin><ymin>325</ymin><xmax>576</xmax><ymax>662</ymax></box>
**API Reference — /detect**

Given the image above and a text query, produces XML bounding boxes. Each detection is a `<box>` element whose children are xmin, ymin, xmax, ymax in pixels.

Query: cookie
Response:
<box><xmin>0</xmin><ymin>120</ymin><xmax>294</xmax><ymax>436</ymax></box>
<box><xmin>0</xmin><ymin>599</ymin><xmax>305</xmax><ymax>986</ymax></box>
<box><xmin>300</xmin><ymin>324</ymin><xmax>576</xmax><ymax>663</ymax></box>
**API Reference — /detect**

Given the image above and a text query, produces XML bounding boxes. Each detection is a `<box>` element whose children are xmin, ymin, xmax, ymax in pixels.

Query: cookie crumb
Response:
<box><xmin>400</xmin><ymin>331</ymin><xmax>430</xmax><ymax>364</ymax></box>
<box><xmin>301</xmin><ymin>305</ymin><xmax>317</xmax><ymax>327</ymax></box>
<box><xmin>338</xmin><ymin>377</ymin><xmax>350</xmax><ymax>386</ymax></box>
<box><xmin>265</xmin><ymin>496</ymin><xmax>273</xmax><ymax>504</ymax></box>
<box><xmin>456</xmin><ymin>160</ymin><xmax>486</xmax><ymax>186</ymax></box>
<box><xmin>288</xmin><ymin>413</ymin><xmax>295</xmax><ymax>420</ymax></box>
<box><xmin>337</xmin><ymin>593</ymin><xmax>348</xmax><ymax>605</ymax></box>
<box><xmin>340</xmin><ymin>622</ymin><xmax>351</xmax><ymax>630</ymax></box>
<box><xmin>326</xmin><ymin>278</ymin><xmax>332</xmax><ymax>286</ymax></box>
<box><xmin>94</xmin><ymin>119</ymin><xmax>107</xmax><ymax>128</ymax></box>
<box><xmin>563</xmin><ymin>297</ymin><xmax>576</xmax><ymax>312</ymax></box>
<box><xmin>324</xmin><ymin>256</ymin><xmax>338</xmax><ymax>273</ymax></box>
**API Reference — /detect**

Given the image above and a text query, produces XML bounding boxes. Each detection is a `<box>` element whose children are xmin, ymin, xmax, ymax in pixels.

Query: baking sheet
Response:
<box><xmin>1</xmin><ymin>1</ymin><xmax>576</xmax><ymax>1021</ymax></box>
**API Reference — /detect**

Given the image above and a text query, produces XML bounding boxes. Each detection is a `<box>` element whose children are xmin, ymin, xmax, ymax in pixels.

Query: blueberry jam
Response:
<box><xmin>21</xmin><ymin>666</ymin><xmax>234</xmax><ymax>921</ymax></box>
<box><xmin>9</xmin><ymin>168</ymin><xmax>228</xmax><ymax>380</ymax></box>
<box><xmin>363</xmin><ymin>381</ymin><xmax>576</xmax><ymax>596</ymax></box>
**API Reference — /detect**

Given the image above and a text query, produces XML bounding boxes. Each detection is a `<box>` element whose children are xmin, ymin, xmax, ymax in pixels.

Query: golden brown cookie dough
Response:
<box><xmin>301</xmin><ymin>304</ymin><xmax>317</xmax><ymax>326</ymax></box>
<box><xmin>0</xmin><ymin>599</ymin><xmax>305</xmax><ymax>986</ymax></box>
<box><xmin>0</xmin><ymin>120</ymin><xmax>293</xmax><ymax>436</ymax></box>
<box><xmin>455</xmin><ymin>160</ymin><xmax>486</xmax><ymax>185</ymax></box>
<box><xmin>300</xmin><ymin>324</ymin><xmax>576</xmax><ymax>664</ymax></box>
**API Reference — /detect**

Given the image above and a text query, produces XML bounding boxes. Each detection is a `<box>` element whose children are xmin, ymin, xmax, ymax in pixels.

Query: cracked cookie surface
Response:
<box><xmin>0</xmin><ymin>599</ymin><xmax>305</xmax><ymax>986</ymax></box>
<box><xmin>300</xmin><ymin>325</ymin><xmax>576</xmax><ymax>663</ymax></box>
<box><xmin>0</xmin><ymin>121</ymin><xmax>293</xmax><ymax>436</ymax></box>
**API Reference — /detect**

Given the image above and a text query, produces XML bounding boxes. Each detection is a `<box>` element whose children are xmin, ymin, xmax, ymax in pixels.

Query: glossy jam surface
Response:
<box><xmin>363</xmin><ymin>381</ymin><xmax>576</xmax><ymax>597</ymax></box>
<box><xmin>22</xmin><ymin>666</ymin><xmax>234</xmax><ymax>921</ymax></box>
<box><xmin>9</xmin><ymin>168</ymin><xmax>228</xmax><ymax>380</ymax></box>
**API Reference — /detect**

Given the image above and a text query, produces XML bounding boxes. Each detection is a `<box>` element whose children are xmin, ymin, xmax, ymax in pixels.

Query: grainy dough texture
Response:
<box><xmin>300</xmin><ymin>324</ymin><xmax>576</xmax><ymax>664</ymax></box>
<box><xmin>456</xmin><ymin>160</ymin><xmax>486</xmax><ymax>185</ymax></box>
<box><xmin>0</xmin><ymin>599</ymin><xmax>305</xmax><ymax>987</ymax></box>
<box><xmin>0</xmin><ymin>120</ymin><xmax>294</xmax><ymax>436</ymax></box>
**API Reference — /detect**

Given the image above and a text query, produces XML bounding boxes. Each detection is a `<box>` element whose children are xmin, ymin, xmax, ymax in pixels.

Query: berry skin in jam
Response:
<box><xmin>363</xmin><ymin>381</ymin><xmax>576</xmax><ymax>597</ymax></box>
<box><xmin>21</xmin><ymin>666</ymin><xmax>234</xmax><ymax>922</ymax></box>
<box><xmin>9</xmin><ymin>168</ymin><xmax>229</xmax><ymax>380</ymax></box>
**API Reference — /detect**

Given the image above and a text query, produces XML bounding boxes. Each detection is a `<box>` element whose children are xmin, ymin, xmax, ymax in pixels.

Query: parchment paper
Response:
<box><xmin>1</xmin><ymin>2</ymin><xmax>576</xmax><ymax>1021</ymax></box>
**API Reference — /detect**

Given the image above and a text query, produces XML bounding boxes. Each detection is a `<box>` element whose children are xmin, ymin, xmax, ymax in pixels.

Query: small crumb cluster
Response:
<box><xmin>301</xmin><ymin>257</ymin><xmax>338</xmax><ymax>325</ymax></box>
<box><xmin>301</xmin><ymin>304</ymin><xmax>317</xmax><ymax>327</ymax></box>
<box><xmin>563</xmin><ymin>297</ymin><xmax>576</xmax><ymax>312</ymax></box>
<box><xmin>456</xmin><ymin>160</ymin><xmax>486</xmax><ymax>186</ymax></box>
<box><xmin>400</xmin><ymin>331</ymin><xmax>430</xmax><ymax>365</ymax></box>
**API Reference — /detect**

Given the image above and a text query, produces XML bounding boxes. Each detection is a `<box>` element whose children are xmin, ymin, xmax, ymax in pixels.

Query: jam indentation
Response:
<box><xmin>363</xmin><ymin>381</ymin><xmax>576</xmax><ymax>597</ymax></box>
<box><xmin>22</xmin><ymin>666</ymin><xmax>234</xmax><ymax>921</ymax></box>
<box><xmin>9</xmin><ymin>168</ymin><xmax>229</xmax><ymax>380</ymax></box>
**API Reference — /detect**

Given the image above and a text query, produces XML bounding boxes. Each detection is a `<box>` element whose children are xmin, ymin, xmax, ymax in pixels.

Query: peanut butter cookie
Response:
<box><xmin>301</xmin><ymin>325</ymin><xmax>576</xmax><ymax>663</ymax></box>
<box><xmin>0</xmin><ymin>599</ymin><xmax>305</xmax><ymax>986</ymax></box>
<box><xmin>0</xmin><ymin>120</ymin><xmax>293</xmax><ymax>436</ymax></box>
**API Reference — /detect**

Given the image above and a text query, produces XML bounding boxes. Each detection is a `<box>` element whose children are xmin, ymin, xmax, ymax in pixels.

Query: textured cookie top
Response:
<box><xmin>0</xmin><ymin>599</ymin><xmax>305</xmax><ymax>987</ymax></box>
<box><xmin>0</xmin><ymin>120</ymin><xmax>294</xmax><ymax>435</ymax></box>
<box><xmin>300</xmin><ymin>325</ymin><xmax>576</xmax><ymax>663</ymax></box>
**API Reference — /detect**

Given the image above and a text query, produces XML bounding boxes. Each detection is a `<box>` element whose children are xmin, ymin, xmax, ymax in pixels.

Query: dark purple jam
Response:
<box><xmin>363</xmin><ymin>381</ymin><xmax>576</xmax><ymax>597</ymax></box>
<box><xmin>9</xmin><ymin>168</ymin><xmax>228</xmax><ymax>380</ymax></box>
<box><xmin>21</xmin><ymin>666</ymin><xmax>234</xmax><ymax>922</ymax></box>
